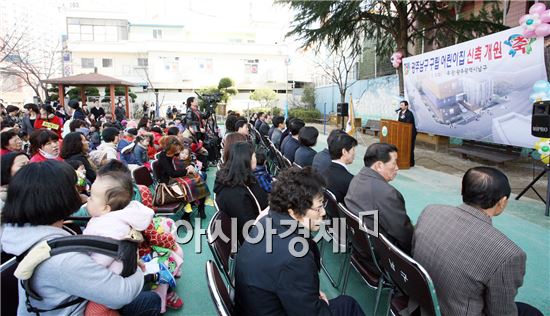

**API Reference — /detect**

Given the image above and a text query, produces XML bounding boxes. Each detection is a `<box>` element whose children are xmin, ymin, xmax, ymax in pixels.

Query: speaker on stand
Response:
<box><xmin>337</xmin><ymin>103</ymin><xmax>348</xmax><ymax>130</ymax></box>
<box><xmin>517</xmin><ymin>100</ymin><xmax>550</xmax><ymax>216</ymax></box>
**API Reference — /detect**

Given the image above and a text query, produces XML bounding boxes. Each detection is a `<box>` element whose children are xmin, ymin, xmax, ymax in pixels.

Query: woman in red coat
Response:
<box><xmin>29</xmin><ymin>129</ymin><xmax>63</xmax><ymax>163</ymax></box>
<box><xmin>34</xmin><ymin>104</ymin><xmax>63</xmax><ymax>139</ymax></box>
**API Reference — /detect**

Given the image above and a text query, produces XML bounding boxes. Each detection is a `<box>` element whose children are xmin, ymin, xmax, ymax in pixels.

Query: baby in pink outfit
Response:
<box><xmin>83</xmin><ymin>171</ymin><xmax>154</xmax><ymax>315</ymax></box>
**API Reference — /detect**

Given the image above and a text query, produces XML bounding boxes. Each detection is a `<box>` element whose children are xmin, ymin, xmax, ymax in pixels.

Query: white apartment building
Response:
<box><xmin>462</xmin><ymin>77</ymin><xmax>494</xmax><ymax>110</ymax></box>
<box><xmin>62</xmin><ymin>0</ymin><xmax>311</xmax><ymax>112</ymax></box>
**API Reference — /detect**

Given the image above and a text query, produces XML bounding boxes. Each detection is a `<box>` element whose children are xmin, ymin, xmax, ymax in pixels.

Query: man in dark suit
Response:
<box><xmin>258</xmin><ymin>113</ymin><xmax>271</xmax><ymax>137</ymax></box>
<box><xmin>254</xmin><ymin>111</ymin><xmax>264</xmax><ymax>130</ymax></box>
<box><xmin>397</xmin><ymin>100</ymin><xmax>417</xmax><ymax>166</ymax></box>
<box><xmin>413</xmin><ymin>167</ymin><xmax>543</xmax><ymax>316</ymax></box>
<box><xmin>312</xmin><ymin>129</ymin><xmax>345</xmax><ymax>176</ymax></box>
<box><xmin>345</xmin><ymin>143</ymin><xmax>414</xmax><ymax>268</ymax></box>
<box><xmin>235</xmin><ymin>168</ymin><xmax>365</xmax><ymax>316</ymax></box>
<box><xmin>281</xmin><ymin>119</ymin><xmax>304</xmax><ymax>163</ymax></box>
<box><xmin>326</xmin><ymin>133</ymin><xmax>357</xmax><ymax>204</ymax></box>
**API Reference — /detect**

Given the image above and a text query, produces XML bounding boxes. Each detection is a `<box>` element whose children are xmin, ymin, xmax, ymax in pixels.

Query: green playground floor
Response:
<box><xmin>167</xmin><ymin>133</ymin><xmax>550</xmax><ymax>315</ymax></box>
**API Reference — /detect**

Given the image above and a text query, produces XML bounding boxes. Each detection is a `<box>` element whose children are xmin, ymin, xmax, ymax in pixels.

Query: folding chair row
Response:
<box><xmin>206</xmin><ymin>202</ymin><xmax>238</xmax><ymax>288</ymax></box>
<box><xmin>329</xmin><ymin>201</ymin><xmax>442</xmax><ymax>316</ymax></box>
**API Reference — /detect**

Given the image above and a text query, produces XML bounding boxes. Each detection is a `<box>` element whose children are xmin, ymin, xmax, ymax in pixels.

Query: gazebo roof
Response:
<box><xmin>42</xmin><ymin>73</ymin><xmax>136</xmax><ymax>86</ymax></box>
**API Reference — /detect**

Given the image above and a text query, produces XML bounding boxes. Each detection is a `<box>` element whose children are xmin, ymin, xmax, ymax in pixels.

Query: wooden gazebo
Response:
<box><xmin>42</xmin><ymin>73</ymin><xmax>137</xmax><ymax>116</ymax></box>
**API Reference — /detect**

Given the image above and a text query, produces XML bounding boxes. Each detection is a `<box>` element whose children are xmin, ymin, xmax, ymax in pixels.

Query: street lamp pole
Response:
<box><xmin>285</xmin><ymin>56</ymin><xmax>290</xmax><ymax>119</ymax></box>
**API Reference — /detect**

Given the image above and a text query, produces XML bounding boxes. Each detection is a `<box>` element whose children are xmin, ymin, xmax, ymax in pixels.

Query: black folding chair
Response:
<box><xmin>207</xmin><ymin>207</ymin><xmax>238</xmax><ymax>288</ymax></box>
<box><xmin>132</xmin><ymin>166</ymin><xmax>154</xmax><ymax>187</ymax></box>
<box><xmin>1</xmin><ymin>257</ymin><xmax>18</xmax><ymax>316</ymax></box>
<box><xmin>371</xmin><ymin>233</ymin><xmax>442</xmax><ymax>316</ymax></box>
<box><xmin>319</xmin><ymin>189</ymin><xmax>347</xmax><ymax>288</ymax></box>
<box><xmin>150</xmin><ymin>160</ymin><xmax>183</xmax><ymax>216</ymax></box>
<box><xmin>338</xmin><ymin>202</ymin><xmax>391</xmax><ymax>315</ymax></box>
<box><xmin>206</xmin><ymin>260</ymin><xmax>235</xmax><ymax>316</ymax></box>
<box><xmin>337</xmin><ymin>203</ymin><xmax>382</xmax><ymax>291</ymax></box>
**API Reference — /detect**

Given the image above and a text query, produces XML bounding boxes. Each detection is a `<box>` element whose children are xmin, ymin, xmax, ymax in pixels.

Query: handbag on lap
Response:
<box><xmin>153</xmin><ymin>180</ymin><xmax>186</xmax><ymax>206</ymax></box>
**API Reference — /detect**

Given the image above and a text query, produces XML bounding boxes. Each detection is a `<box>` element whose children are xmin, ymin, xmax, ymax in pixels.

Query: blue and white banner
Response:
<box><xmin>403</xmin><ymin>26</ymin><xmax>548</xmax><ymax>148</ymax></box>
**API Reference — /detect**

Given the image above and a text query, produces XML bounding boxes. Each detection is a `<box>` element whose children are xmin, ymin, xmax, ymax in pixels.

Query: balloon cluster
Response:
<box><xmin>535</xmin><ymin>138</ymin><xmax>550</xmax><ymax>164</ymax></box>
<box><xmin>519</xmin><ymin>3</ymin><xmax>550</xmax><ymax>38</ymax></box>
<box><xmin>390</xmin><ymin>52</ymin><xmax>403</xmax><ymax>69</ymax></box>
<box><xmin>530</xmin><ymin>80</ymin><xmax>550</xmax><ymax>103</ymax></box>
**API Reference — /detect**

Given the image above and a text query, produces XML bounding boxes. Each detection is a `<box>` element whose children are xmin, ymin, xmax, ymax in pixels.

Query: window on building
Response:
<box><xmin>153</xmin><ymin>29</ymin><xmax>162</xmax><ymax>39</ymax></box>
<box><xmin>102</xmin><ymin>58</ymin><xmax>112</xmax><ymax>67</ymax></box>
<box><xmin>67</xmin><ymin>18</ymin><xmax>128</xmax><ymax>42</ymax></box>
<box><xmin>82</xmin><ymin>58</ymin><xmax>94</xmax><ymax>68</ymax></box>
<box><xmin>137</xmin><ymin>58</ymin><xmax>148</xmax><ymax>67</ymax></box>
<box><xmin>80</xmin><ymin>25</ymin><xmax>94</xmax><ymax>41</ymax></box>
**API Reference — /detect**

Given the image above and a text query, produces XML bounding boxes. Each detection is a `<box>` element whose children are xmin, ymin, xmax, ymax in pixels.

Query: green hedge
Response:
<box><xmin>289</xmin><ymin>107</ymin><xmax>321</xmax><ymax>122</ymax></box>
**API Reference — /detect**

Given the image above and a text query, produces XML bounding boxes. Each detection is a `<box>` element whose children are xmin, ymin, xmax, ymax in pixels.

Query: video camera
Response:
<box><xmin>196</xmin><ymin>92</ymin><xmax>222</xmax><ymax>117</ymax></box>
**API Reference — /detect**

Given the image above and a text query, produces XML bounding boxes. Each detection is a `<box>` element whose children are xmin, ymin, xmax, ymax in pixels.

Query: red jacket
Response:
<box><xmin>34</xmin><ymin>115</ymin><xmax>63</xmax><ymax>138</ymax></box>
<box><xmin>0</xmin><ymin>148</ymin><xmax>12</xmax><ymax>156</ymax></box>
<box><xmin>30</xmin><ymin>152</ymin><xmax>64</xmax><ymax>163</ymax></box>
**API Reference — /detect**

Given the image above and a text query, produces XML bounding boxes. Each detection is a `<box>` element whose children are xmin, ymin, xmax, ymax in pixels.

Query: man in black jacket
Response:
<box><xmin>326</xmin><ymin>133</ymin><xmax>357</xmax><ymax>204</ymax></box>
<box><xmin>397</xmin><ymin>100</ymin><xmax>417</xmax><ymax>166</ymax></box>
<box><xmin>235</xmin><ymin>167</ymin><xmax>365</xmax><ymax>316</ymax></box>
<box><xmin>281</xmin><ymin>118</ymin><xmax>304</xmax><ymax>163</ymax></box>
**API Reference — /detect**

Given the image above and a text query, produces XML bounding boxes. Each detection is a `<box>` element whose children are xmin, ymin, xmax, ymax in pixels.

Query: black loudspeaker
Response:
<box><xmin>337</xmin><ymin>103</ymin><xmax>348</xmax><ymax>117</ymax></box>
<box><xmin>532</xmin><ymin>101</ymin><xmax>550</xmax><ymax>137</ymax></box>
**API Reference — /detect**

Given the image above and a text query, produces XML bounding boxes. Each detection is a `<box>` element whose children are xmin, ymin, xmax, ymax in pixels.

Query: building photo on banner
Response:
<box><xmin>403</xmin><ymin>26</ymin><xmax>548</xmax><ymax>149</ymax></box>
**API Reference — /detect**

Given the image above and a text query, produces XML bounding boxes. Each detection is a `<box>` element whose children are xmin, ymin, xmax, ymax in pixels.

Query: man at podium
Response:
<box><xmin>397</xmin><ymin>100</ymin><xmax>417</xmax><ymax>166</ymax></box>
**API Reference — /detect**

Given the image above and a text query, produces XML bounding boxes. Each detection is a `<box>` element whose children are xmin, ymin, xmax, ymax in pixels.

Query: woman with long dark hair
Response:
<box><xmin>214</xmin><ymin>141</ymin><xmax>268</xmax><ymax>243</ymax></box>
<box><xmin>60</xmin><ymin>131</ymin><xmax>96</xmax><ymax>183</ymax></box>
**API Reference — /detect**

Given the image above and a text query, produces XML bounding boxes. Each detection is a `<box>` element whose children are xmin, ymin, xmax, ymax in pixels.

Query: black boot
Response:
<box><xmin>182</xmin><ymin>212</ymin><xmax>191</xmax><ymax>221</ymax></box>
<box><xmin>198</xmin><ymin>204</ymin><xmax>206</xmax><ymax>219</ymax></box>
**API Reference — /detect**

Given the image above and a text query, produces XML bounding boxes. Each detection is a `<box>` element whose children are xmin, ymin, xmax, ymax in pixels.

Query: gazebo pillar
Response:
<box><xmin>109</xmin><ymin>84</ymin><xmax>115</xmax><ymax>116</ymax></box>
<box><xmin>59</xmin><ymin>84</ymin><xmax>64</xmax><ymax>107</ymax></box>
<box><xmin>80</xmin><ymin>86</ymin><xmax>86</xmax><ymax>106</ymax></box>
<box><xmin>125</xmin><ymin>86</ymin><xmax>130</xmax><ymax>118</ymax></box>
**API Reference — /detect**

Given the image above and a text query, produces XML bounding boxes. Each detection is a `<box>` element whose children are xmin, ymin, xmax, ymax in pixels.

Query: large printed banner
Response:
<box><xmin>403</xmin><ymin>27</ymin><xmax>547</xmax><ymax>148</ymax></box>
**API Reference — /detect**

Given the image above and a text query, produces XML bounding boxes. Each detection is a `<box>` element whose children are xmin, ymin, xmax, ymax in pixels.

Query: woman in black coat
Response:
<box><xmin>214</xmin><ymin>141</ymin><xmax>268</xmax><ymax>244</ymax></box>
<box><xmin>294</xmin><ymin>126</ymin><xmax>319</xmax><ymax>167</ymax></box>
<box><xmin>60</xmin><ymin>132</ymin><xmax>96</xmax><ymax>183</ymax></box>
<box><xmin>156</xmin><ymin>135</ymin><xmax>207</xmax><ymax>219</ymax></box>
<box><xmin>234</xmin><ymin>167</ymin><xmax>365</xmax><ymax>316</ymax></box>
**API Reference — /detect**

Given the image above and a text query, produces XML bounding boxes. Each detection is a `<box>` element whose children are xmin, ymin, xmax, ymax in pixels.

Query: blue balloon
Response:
<box><xmin>532</xmin><ymin>80</ymin><xmax>550</xmax><ymax>93</ymax></box>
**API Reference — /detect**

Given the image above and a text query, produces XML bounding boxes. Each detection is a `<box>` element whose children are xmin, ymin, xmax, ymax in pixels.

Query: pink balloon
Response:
<box><xmin>540</xmin><ymin>10</ymin><xmax>550</xmax><ymax>23</ymax></box>
<box><xmin>535</xmin><ymin>24</ymin><xmax>550</xmax><ymax>37</ymax></box>
<box><xmin>523</xmin><ymin>28</ymin><xmax>537</xmax><ymax>38</ymax></box>
<box><xmin>519</xmin><ymin>14</ymin><xmax>529</xmax><ymax>25</ymax></box>
<box><xmin>530</xmin><ymin>2</ymin><xmax>547</xmax><ymax>15</ymax></box>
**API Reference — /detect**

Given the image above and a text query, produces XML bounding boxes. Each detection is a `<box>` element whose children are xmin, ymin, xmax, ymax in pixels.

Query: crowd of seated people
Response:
<box><xmin>224</xmin><ymin>115</ymin><xmax>543</xmax><ymax>316</ymax></box>
<box><xmin>0</xmin><ymin>99</ymin><xmax>222</xmax><ymax>315</ymax></box>
<box><xmin>0</xmin><ymin>101</ymin><xmax>545</xmax><ymax>316</ymax></box>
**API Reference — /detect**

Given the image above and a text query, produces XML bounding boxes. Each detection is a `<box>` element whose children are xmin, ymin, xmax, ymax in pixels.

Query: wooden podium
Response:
<box><xmin>379</xmin><ymin>119</ymin><xmax>412</xmax><ymax>170</ymax></box>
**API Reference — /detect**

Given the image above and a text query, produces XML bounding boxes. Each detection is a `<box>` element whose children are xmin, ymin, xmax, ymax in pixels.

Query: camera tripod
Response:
<box><xmin>515</xmin><ymin>162</ymin><xmax>550</xmax><ymax>216</ymax></box>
